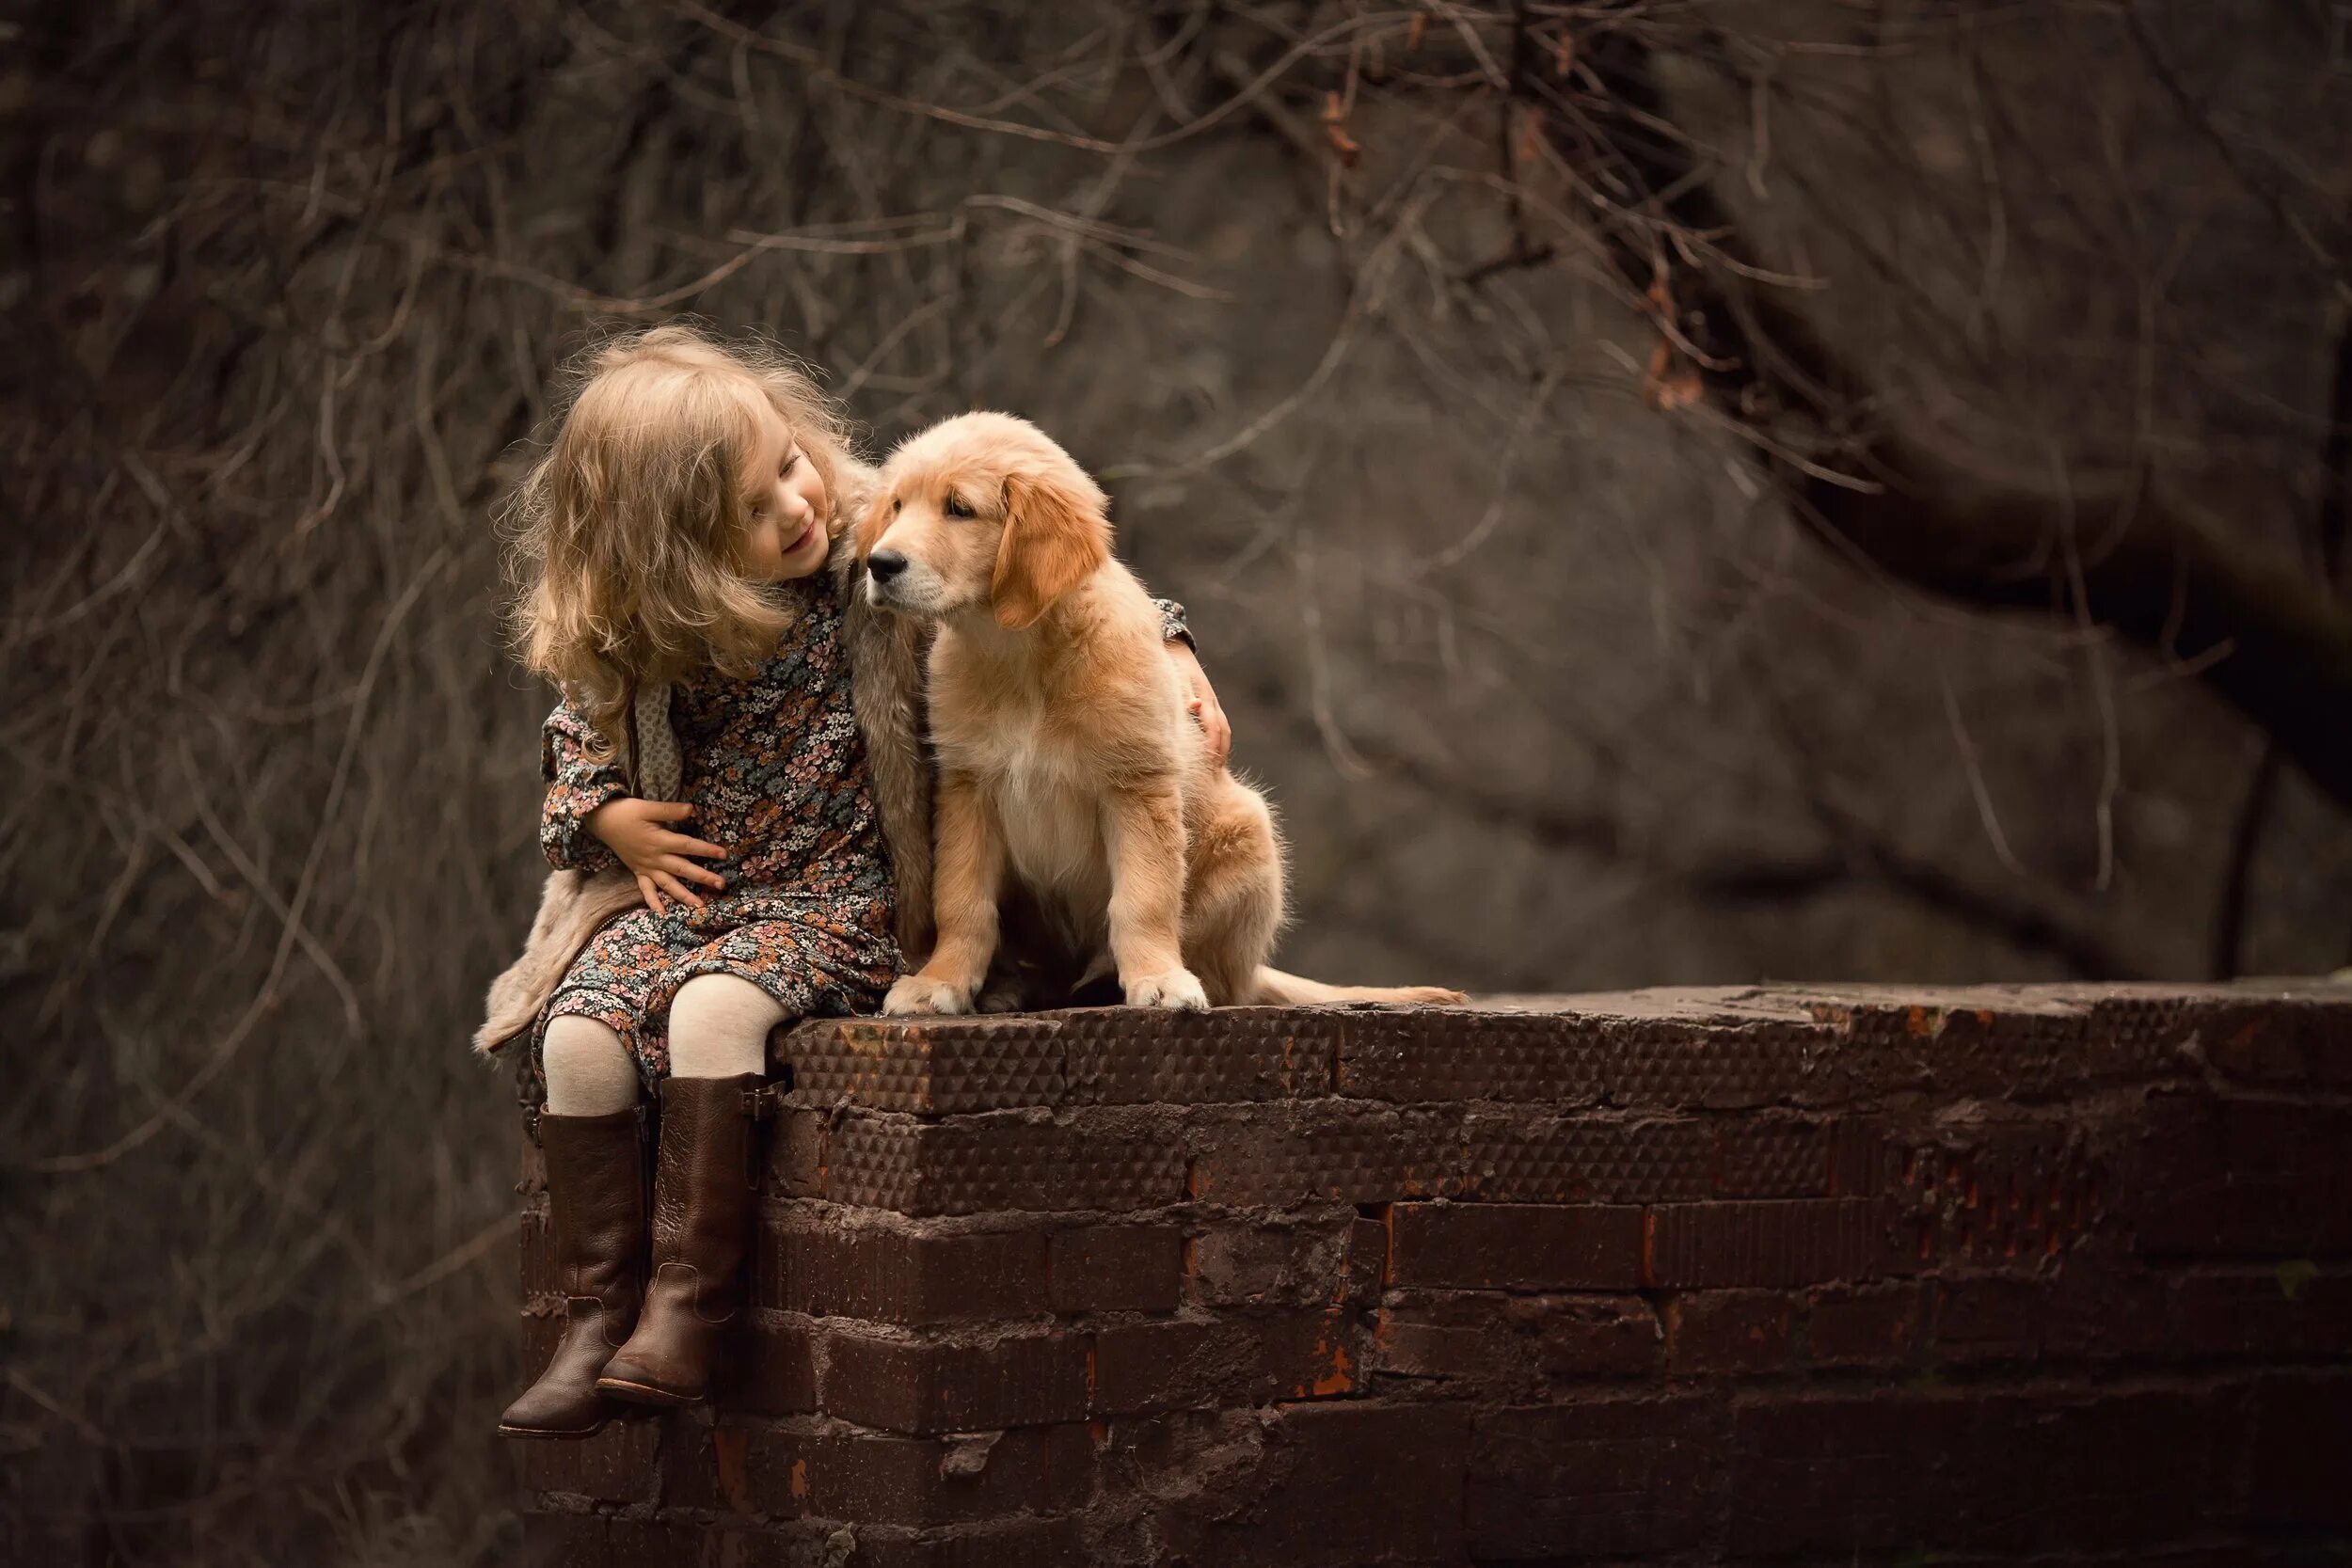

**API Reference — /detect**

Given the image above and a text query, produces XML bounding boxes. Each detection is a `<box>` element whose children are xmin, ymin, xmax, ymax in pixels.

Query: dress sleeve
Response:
<box><xmin>540</xmin><ymin>697</ymin><xmax>629</xmax><ymax>874</ymax></box>
<box><xmin>1152</xmin><ymin>597</ymin><xmax>1196</xmax><ymax>650</ymax></box>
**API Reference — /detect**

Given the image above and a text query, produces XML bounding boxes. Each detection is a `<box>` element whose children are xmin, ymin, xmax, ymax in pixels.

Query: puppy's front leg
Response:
<box><xmin>1101</xmin><ymin>781</ymin><xmax>1209</xmax><ymax>1011</ymax></box>
<box><xmin>883</xmin><ymin>770</ymin><xmax>1004</xmax><ymax>1016</ymax></box>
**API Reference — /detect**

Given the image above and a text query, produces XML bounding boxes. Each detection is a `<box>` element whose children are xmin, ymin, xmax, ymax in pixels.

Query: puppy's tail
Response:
<box><xmin>1248</xmin><ymin>966</ymin><xmax>1465</xmax><ymax>1007</ymax></box>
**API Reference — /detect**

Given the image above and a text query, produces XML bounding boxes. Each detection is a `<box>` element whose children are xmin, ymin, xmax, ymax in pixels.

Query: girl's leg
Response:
<box><xmin>542</xmin><ymin>1014</ymin><xmax>642</xmax><ymax>1115</ymax></box>
<box><xmin>666</xmin><ymin>972</ymin><xmax>787</xmax><ymax>1078</ymax></box>
<box><xmin>596</xmin><ymin>973</ymin><xmax>784</xmax><ymax>1407</ymax></box>
<box><xmin>501</xmin><ymin>1013</ymin><xmax>647</xmax><ymax>1438</ymax></box>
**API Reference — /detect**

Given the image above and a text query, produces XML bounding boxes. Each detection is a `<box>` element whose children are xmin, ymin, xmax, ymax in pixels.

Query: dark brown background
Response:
<box><xmin>4</xmin><ymin>1</ymin><xmax>2347</xmax><ymax>1560</ymax></box>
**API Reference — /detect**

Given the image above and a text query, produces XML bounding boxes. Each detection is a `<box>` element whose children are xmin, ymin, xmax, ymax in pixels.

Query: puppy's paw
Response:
<box><xmin>1125</xmin><ymin>968</ymin><xmax>1210</xmax><ymax>1011</ymax></box>
<box><xmin>1397</xmin><ymin>986</ymin><xmax>1469</xmax><ymax>1006</ymax></box>
<box><xmin>883</xmin><ymin>974</ymin><xmax>976</xmax><ymax>1016</ymax></box>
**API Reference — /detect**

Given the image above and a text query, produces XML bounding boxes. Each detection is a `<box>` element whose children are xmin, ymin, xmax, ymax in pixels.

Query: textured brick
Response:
<box><xmin>1645</xmin><ymin>1199</ymin><xmax>1889</xmax><ymax>1288</ymax></box>
<box><xmin>1184</xmin><ymin>1102</ymin><xmax>1466</xmax><ymax>1205</ymax></box>
<box><xmin>828</xmin><ymin>1108</ymin><xmax>1187</xmax><ymax>1215</ymax></box>
<box><xmin>1339</xmin><ymin>1009</ymin><xmax>1609</xmax><ymax>1102</ymax></box>
<box><xmin>820</xmin><ymin>1328</ymin><xmax>1089</xmax><ymax>1434</ymax></box>
<box><xmin>1804</xmin><ymin>1283</ymin><xmax>1920</xmax><ymax>1369</ymax></box>
<box><xmin>1184</xmin><ymin>1216</ymin><xmax>1350</xmax><ymax>1306</ymax></box>
<box><xmin>1391</xmin><ymin>1203</ymin><xmax>1644</xmax><ymax>1290</ymax></box>
<box><xmin>1469</xmin><ymin>1396</ymin><xmax>1718</xmax><ymax>1558</ymax></box>
<box><xmin>1665</xmin><ymin>1290</ymin><xmax>1792</xmax><ymax>1374</ymax></box>
<box><xmin>516</xmin><ymin>1416</ymin><xmax>660</xmax><ymax>1502</ymax></box>
<box><xmin>786</xmin><ymin>1016</ymin><xmax>1066</xmax><ymax>1113</ymax></box>
<box><xmin>1062</xmin><ymin>1006</ymin><xmax>1337</xmax><ymax>1102</ymax></box>
<box><xmin>1048</xmin><ymin>1224</ymin><xmax>1183</xmax><ymax>1312</ymax></box>
<box><xmin>757</xmin><ymin>1210</ymin><xmax>1046</xmax><ymax>1323</ymax></box>
<box><xmin>1463</xmin><ymin>1113</ymin><xmax>1714</xmax><ymax>1203</ymax></box>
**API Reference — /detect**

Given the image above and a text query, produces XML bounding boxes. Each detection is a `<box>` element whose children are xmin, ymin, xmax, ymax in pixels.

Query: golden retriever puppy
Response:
<box><xmin>861</xmin><ymin>411</ymin><xmax>1462</xmax><ymax>1014</ymax></box>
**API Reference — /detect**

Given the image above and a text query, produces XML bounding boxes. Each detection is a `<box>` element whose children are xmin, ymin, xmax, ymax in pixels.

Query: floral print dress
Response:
<box><xmin>527</xmin><ymin>572</ymin><xmax>1195</xmax><ymax>1096</ymax></box>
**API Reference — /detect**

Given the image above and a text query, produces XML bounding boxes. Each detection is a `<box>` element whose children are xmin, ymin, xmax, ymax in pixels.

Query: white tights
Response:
<box><xmin>540</xmin><ymin>974</ymin><xmax>787</xmax><ymax>1116</ymax></box>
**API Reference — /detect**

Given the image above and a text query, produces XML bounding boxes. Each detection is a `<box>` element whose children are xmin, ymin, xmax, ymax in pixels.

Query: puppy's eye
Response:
<box><xmin>892</xmin><ymin>498</ymin><xmax>902</xmax><ymax>515</ymax></box>
<box><xmin>943</xmin><ymin>493</ymin><xmax>974</xmax><ymax>519</ymax></box>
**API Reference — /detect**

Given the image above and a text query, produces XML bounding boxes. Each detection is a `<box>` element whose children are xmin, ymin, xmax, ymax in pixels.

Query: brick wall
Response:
<box><xmin>514</xmin><ymin>983</ymin><xmax>2352</xmax><ymax>1566</ymax></box>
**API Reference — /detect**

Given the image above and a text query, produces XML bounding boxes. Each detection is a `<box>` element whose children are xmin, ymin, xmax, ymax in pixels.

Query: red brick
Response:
<box><xmin>516</xmin><ymin>1415</ymin><xmax>660</xmax><ymax>1502</ymax></box>
<box><xmin>820</xmin><ymin>1327</ymin><xmax>1089</xmax><ymax>1433</ymax></box>
<box><xmin>1089</xmin><ymin>1308</ymin><xmax>1358</xmax><ymax>1414</ymax></box>
<box><xmin>1184</xmin><ymin>1217</ymin><xmax>1349</xmax><ymax>1306</ymax></box>
<box><xmin>1931</xmin><ymin>1276</ymin><xmax>2047</xmax><ymax>1364</ymax></box>
<box><xmin>1184</xmin><ymin>1103</ymin><xmax>1467</xmax><ymax>1205</ymax></box>
<box><xmin>845</xmin><ymin>1516</ymin><xmax>1087</xmax><ymax>1568</ymax></box>
<box><xmin>519</xmin><ymin>1201</ymin><xmax>558</xmax><ymax>1296</ymax></box>
<box><xmin>1375</xmin><ymin>1291</ymin><xmax>1658</xmax><ymax>1387</ymax></box>
<box><xmin>763</xmin><ymin>1105</ymin><xmax>827</xmax><ymax>1196</ymax></box>
<box><xmin>721</xmin><ymin>1309</ymin><xmax>818</xmax><ymax>1414</ymax></box>
<box><xmin>2249</xmin><ymin>1372</ymin><xmax>2352</xmax><ymax>1528</ymax></box>
<box><xmin>758</xmin><ymin>1211</ymin><xmax>1046</xmax><ymax>1323</ymax></box>
<box><xmin>1645</xmin><ymin>1198</ymin><xmax>1888</xmax><ymax>1288</ymax></box>
<box><xmin>1665</xmin><ymin>1291</ymin><xmax>1792</xmax><ymax>1374</ymax></box>
<box><xmin>1469</xmin><ymin>1396</ymin><xmax>1719</xmax><ymax>1558</ymax></box>
<box><xmin>1048</xmin><ymin>1224</ymin><xmax>1182</xmax><ymax>1312</ymax></box>
<box><xmin>1804</xmin><ymin>1283</ymin><xmax>1920</xmax><ymax>1368</ymax></box>
<box><xmin>1343</xmin><ymin>1215</ymin><xmax>1388</xmax><ymax>1304</ymax></box>
<box><xmin>661</xmin><ymin>1419</ymin><xmax>757</xmax><ymax>1515</ymax></box>
<box><xmin>521</xmin><ymin>1513</ymin><xmax>709</xmax><ymax>1568</ymax></box>
<box><xmin>2167</xmin><ymin>1267</ymin><xmax>2352</xmax><ymax>1358</ymax></box>
<box><xmin>2131</xmin><ymin>1097</ymin><xmax>2352</xmax><ymax>1256</ymax></box>
<box><xmin>828</xmin><ymin>1108</ymin><xmax>1188</xmax><ymax>1215</ymax></box>
<box><xmin>742</xmin><ymin>1419</ymin><xmax>1094</xmax><ymax>1527</ymax></box>
<box><xmin>1163</xmin><ymin>1402</ymin><xmax>1470</xmax><ymax>1568</ymax></box>
<box><xmin>1391</xmin><ymin>1203</ymin><xmax>1644</xmax><ymax>1290</ymax></box>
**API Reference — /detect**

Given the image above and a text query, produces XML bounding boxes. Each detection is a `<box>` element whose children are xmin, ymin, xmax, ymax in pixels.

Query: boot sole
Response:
<box><xmin>595</xmin><ymin>1374</ymin><xmax>702</xmax><ymax>1408</ymax></box>
<box><xmin>497</xmin><ymin>1418</ymin><xmax>610</xmax><ymax>1440</ymax></box>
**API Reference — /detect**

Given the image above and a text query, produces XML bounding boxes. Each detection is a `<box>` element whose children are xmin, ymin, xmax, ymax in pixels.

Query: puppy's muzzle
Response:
<box><xmin>867</xmin><ymin>548</ymin><xmax>910</xmax><ymax>584</ymax></box>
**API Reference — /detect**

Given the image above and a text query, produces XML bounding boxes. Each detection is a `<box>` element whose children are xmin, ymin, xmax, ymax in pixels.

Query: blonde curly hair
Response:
<box><xmin>501</xmin><ymin>323</ymin><xmax>866</xmax><ymax>754</ymax></box>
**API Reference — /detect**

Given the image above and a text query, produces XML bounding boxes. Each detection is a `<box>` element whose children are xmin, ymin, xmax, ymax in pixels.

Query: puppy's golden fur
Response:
<box><xmin>863</xmin><ymin>411</ymin><xmax>1460</xmax><ymax>1014</ymax></box>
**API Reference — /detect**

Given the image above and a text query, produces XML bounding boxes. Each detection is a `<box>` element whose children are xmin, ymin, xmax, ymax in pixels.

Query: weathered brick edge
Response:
<box><xmin>514</xmin><ymin>982</ymin><xmax>2352</xmax><ymax>1566</ymax></box>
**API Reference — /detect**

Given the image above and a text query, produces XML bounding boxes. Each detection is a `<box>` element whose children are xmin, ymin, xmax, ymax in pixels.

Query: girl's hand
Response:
<box><xmin>586</xmin><ymin>798</ymin><xmax>728</xmax><ymax>914</ymax></box>
<box><xmin>1167</xmin><ymin>641</ymin><xmax>1232</xmax><ymax>770</ymax></box>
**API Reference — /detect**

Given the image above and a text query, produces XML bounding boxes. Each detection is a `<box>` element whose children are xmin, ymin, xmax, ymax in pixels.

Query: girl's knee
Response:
<box><xmin>668</xmin><ymin>974</ymin><xmax>786</xmax><ymax>1080</ymax></box>
<box><xmin>542</xmin><ymin>1016</ymin><xmax>639</xmax><ymax>1116</ymax></box>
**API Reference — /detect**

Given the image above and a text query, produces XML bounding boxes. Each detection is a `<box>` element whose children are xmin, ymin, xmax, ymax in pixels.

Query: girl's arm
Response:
<box><xmin>540</xmin><ymin>698</ymin><xmax>631</xmax><ymax>874</ymax></box>
<box><xmin>1152</xmin><ymin>599</ymin><xmax>1231</xmax><ymax>770</ymax></box>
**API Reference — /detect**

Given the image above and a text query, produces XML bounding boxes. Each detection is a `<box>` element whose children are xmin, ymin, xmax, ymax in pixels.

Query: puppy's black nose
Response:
<box><xmin>867</xmin><ymin>549</ymin><xmax>909</xmax><ymax>582</ymax></box>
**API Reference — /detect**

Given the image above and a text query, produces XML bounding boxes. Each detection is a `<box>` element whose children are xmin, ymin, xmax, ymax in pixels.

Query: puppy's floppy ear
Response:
<box><xmin>854</xmin><ymin>484</ymin><xmax>895</xmax><ymax>562</ymax></box>
<box><xmin>991</xmin><ymin>459</ymin><xmax>1111</xmax><ymax>630</ymax></box>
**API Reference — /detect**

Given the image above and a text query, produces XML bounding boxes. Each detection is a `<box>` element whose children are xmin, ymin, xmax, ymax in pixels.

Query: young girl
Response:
<box><xmin>485</xmin><ymin>325</ymin><xmax>1223</xmax><ymax>1438</ymax></box>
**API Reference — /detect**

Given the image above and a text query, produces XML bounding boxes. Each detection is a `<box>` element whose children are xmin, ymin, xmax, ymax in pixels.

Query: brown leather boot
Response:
<box><xmin>499</xmin><ymin>1107</ymin><xmax>646</xmax><ymax>1438</ymax></box>
<box><xmin>595</xmin><ymin>1073</ymin><xmax>764</xmax><ymax>1407</ymax></box>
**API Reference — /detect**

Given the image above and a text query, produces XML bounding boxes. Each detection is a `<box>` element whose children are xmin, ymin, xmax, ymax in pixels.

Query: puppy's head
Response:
<box><xmin>863</xmin><ymin>412</ymin><xmax>1111</xmax><ymax>629</ymax></box>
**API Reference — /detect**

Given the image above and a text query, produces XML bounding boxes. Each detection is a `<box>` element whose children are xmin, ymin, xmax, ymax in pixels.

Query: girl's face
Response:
<box><xmin>739</xmin><ymin>400</ymin><xmax>832</xmax><ymax>581</ymax></box>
